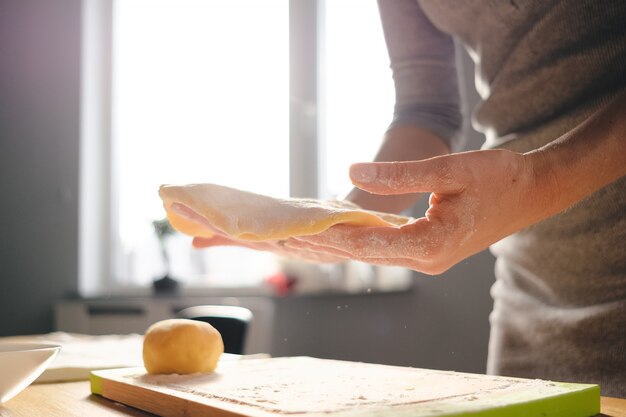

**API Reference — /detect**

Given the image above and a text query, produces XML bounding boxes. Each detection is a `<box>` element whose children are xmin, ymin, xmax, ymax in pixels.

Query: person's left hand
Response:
<box><xmin>192</xmin><ymin>234</ymin><xmax>349</xmax><ymax>265</ymax></box>
<box><xmin>285</xmin><ymin>149</ymin><xmax>550</xmax><ymax>274</ymax></box>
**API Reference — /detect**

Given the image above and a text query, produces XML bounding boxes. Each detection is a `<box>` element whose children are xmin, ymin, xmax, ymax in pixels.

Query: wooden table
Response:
<box><xmin>0</xmin><ymin>382</ymin><xmax>152</xmax><ymax>417</ymax></box>
<box><xmin>1</xmin><ymin>381</ymin><xmax>625</xmax><ymax>417</ymax></box>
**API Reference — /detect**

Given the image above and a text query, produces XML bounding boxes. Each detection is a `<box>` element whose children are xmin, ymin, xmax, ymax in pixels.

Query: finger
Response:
<box><xmin>295</xmin><ymin>220</ymin><xmax>443</xmax><ymax>261</ymax></box>
<box><xmin>349</xmin><ymin>156</ymin><xmax>464</xmax><ymax>195</ymax></box>
<box><xmin>285</xmin><ymin>247</ymin><xmax>349</xmax><ymax>264</ymax></box>
<box><xmin>284</xmin><ymin>238</ymin><xmax>354</xmax><ymax>259</ymax></box>
<box><xmin>289</xmin><ymin>237</ymin><xmax>443</xmax><ymax>273</ymax></box>
<box><xmin>193</xmin><ymin>235</ymin><xmax>346</xmax><ymax>264</ymax></box>
<box><xmin>354</xmin><ymin>256</ymin><xmax>445</xmax><ymax>274</ymax></box>
<box><xmin>193</xmin><ymin>235</ymin><xmax>247</xmax><ymax>248</ymax></box>
<box><xmin>193</xmin><ymin>235</ymin><xmax>277</xmax><ymax>252</ymax></box>
<box><xmin>287</xmin><ymin>238</ymin><xmax>419</xmax><ymax>268</ymax></box>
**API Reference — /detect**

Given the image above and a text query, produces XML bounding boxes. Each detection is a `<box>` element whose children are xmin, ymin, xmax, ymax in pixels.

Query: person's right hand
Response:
<box><xmin>284</xmin><ymin>149</ymin><xmax>541</xmax><ymax>274</ymax></box>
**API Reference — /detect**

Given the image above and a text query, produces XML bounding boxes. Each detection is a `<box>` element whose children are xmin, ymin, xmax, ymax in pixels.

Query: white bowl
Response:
<box><xmin>0</xmin><ymin>343</ymin><xmax>61</xmax><ymax>403</ymax></box>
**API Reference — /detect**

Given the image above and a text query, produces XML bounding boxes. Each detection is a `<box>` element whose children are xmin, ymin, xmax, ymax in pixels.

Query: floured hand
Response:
<box><xmin>158</xmin><ymin>183</ymin><xmax>412</xmax><ymax>264</ymax></box>
<box><xmin>290</xmin><ymin>149</ymin><xmax>546</xmax><ymax>274</ymax></box>
<box><xmin>192</xmin><ymin>234</ymin><xmax>349</xmax><ymax>264</ymax></box>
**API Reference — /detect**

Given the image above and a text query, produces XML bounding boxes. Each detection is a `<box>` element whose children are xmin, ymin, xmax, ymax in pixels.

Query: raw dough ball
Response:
<box><xmin>143</xmin><ymin>319</ymin><xmax>224</xmax><ymax>374</ymax></box>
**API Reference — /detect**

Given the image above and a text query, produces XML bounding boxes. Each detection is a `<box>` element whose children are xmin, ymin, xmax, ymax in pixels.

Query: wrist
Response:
<box><xmin>522</xmin><ymin>90</ymin><xmax>626</xmax><ymax>221</ymax></box>
<box><xmin>524</xmin><ymin>150</ymin><xmax>561</xmax><ymax>217</ymax></box>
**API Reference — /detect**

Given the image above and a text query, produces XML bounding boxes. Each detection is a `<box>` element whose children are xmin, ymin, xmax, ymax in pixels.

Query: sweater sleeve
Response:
<box><xmin>377</xmin><ymin>0</ymin><xmax>463</xmax><ymax>151</ymax></box>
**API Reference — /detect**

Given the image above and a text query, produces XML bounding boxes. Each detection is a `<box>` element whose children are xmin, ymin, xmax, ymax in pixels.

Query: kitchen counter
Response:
<box><xmin>0</xmin><ymin>381</ymin><xmax>624</xmax><ymax>417</ymax></box>
<box><xmin>1</xmin><ymin>333</ymin><xmax>624</xmax><ymax>417</ymax></box>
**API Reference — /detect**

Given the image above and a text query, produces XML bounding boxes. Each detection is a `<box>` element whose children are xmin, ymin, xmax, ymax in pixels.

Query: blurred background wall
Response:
<box><xmin>0</xmin><ymin>0</ymin><xmax>82</xmax><ymax>335</ymax></box>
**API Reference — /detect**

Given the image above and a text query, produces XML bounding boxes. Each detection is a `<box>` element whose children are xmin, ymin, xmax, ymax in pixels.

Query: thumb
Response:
<box><xmin>349</xmin><ymin>156</ymin><xmax>463</xmax><ymax>195</ymax></box>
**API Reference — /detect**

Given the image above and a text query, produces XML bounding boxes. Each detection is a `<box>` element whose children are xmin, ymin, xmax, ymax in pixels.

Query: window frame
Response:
<box><xmin>80</xmin><ymin>0</ymin><xmax>115</xmax><ymax>296</ymax></box>
<box><xmin>80</xmin><ymin>0</ymin><xmax>323</xmax><ymax>296</ymax></box>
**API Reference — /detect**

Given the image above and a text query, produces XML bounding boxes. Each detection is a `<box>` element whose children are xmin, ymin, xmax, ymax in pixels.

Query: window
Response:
<box><xmin>80</xmin><ymin>0</ymin><xmax>411</xmax><ymax>295</ymax></box>
<box><xmin>319</xmin><ymin>0</ymin><xmax>394</xmax><ymax>200</ymax></box>
<box><xmin>111</xmin><ymin>0</ymin><xmax>289</xmax><ymax>288</ymax></box>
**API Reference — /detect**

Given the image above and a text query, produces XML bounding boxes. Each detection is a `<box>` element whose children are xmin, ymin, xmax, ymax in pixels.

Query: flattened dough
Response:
<box><xmin>159</xmin><ymin>183</ymin><xmax>412</xmax><ymax>241</ymax></box>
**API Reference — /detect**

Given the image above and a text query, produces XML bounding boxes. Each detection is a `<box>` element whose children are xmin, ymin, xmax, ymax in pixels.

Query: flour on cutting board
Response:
<box><xmin>123</xmin><ymin>357</ymin><xmax>561</xmax><ymax>415</ymax></box>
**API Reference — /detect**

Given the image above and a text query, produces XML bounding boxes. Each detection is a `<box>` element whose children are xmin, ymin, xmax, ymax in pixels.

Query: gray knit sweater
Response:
<box><xmin>378</xmin><ymin>0</ymin><xmax>626</xmax><ymax>396</ymax></box>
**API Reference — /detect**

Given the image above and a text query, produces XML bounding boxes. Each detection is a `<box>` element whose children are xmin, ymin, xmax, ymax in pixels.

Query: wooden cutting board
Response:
<box><xmin>90</xmin><ymin>357</ymin><xmax>599</xmax><ymax>417</ymax></box>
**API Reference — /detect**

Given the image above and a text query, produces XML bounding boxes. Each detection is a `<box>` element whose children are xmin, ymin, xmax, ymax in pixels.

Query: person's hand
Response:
<box><xmin>192</xmin><ymin>234</ymin><xmax>348</xmax><ymax>264</ymax></box>
<box><xmin>286</xmin><ymin>149</ymin><xmax>549</xmax><ymax>274</ymax></box>
<box><xmin>193</xmin><ymin>125</ymin><xmax>451</xmax><ymax>267</ymax></box>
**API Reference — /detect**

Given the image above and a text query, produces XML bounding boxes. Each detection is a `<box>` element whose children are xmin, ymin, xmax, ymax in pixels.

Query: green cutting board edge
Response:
<box><xmin>372</xmin><ymin>382</ymin><xmax>600</xmax><ymax>417</ymax></box>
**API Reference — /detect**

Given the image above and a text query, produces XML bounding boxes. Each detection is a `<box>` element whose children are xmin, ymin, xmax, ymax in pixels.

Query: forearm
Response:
<box><xmin>525</xmin><ymin>90</ymin><xmax>626</xmax><ymax>220</ymax></box>
<box><xmin>354</xmin><ymin>0</ymin><xmax>459</xmax><ymax>215</ymax></box>
<box><xmin>346</xmin><ymin>125</ymin><xmax>450</xmax><ymax>213</ymax></box>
